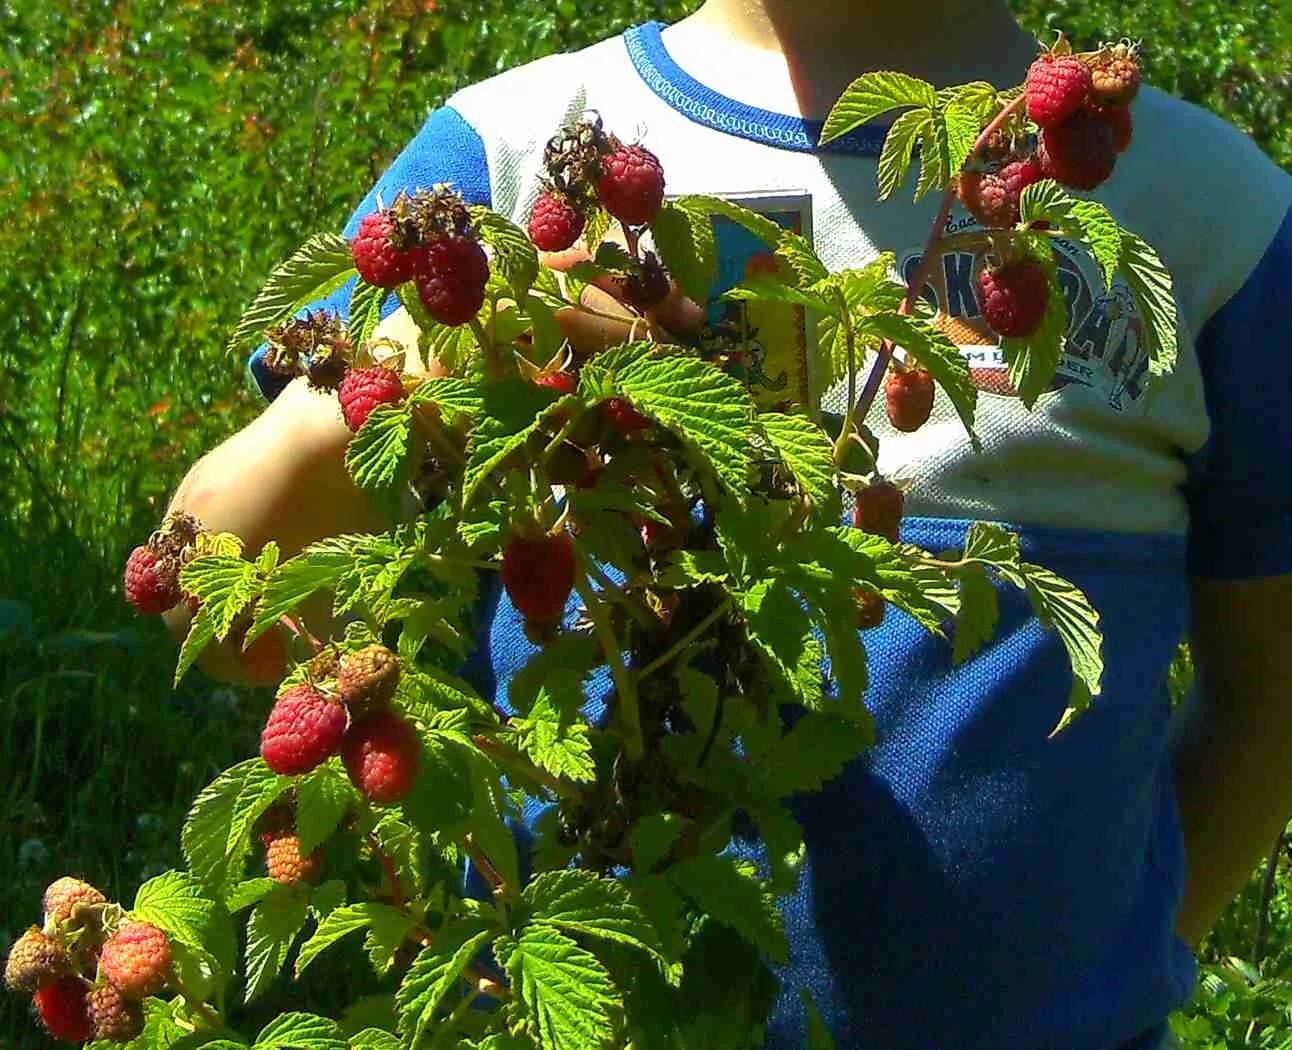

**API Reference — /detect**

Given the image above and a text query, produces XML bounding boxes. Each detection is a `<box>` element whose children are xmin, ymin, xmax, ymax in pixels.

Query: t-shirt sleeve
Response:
<box><xmin>248</xmin><ymin>104</ymin><xmax>491</xmax><ymax>401</ymax></box>
<box><xmin>1186</xmin><ymin>202</ymin><xmax>1292</xmax><ymax>579</ymax></box>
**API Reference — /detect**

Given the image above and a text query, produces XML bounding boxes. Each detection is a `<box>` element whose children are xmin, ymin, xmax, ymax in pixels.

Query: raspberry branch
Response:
<box><xmin>473</xmin><ymin>734</ymin><xmax>585</xmax><ymax>802</ymax></box>
<box><xmin>848</xmin><ymin>92</ymin><xmax>1031</xmax><ymax>428</ymax></box>
<box><xmin>636</xmin><ymin>599</ymin><xmax>733</xmax><ymax>682</ymax></box>
<box><xmin>574</xmin><ymin>568</ymin><xmax>644</xmax><ymax>763</ymax></box>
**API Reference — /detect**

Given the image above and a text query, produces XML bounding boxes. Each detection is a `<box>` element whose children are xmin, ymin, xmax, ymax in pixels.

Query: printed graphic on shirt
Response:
<box><xmin>905</xmin><ymin>214</ymin><xmax>1151</xmax><ymax>412</ymax></box>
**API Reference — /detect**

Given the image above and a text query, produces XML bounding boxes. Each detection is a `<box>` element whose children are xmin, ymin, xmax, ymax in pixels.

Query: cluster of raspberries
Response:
<box><xmin>4</xmin><ymin>878</ymin><xmax>173</xmax><ymax>1044</ymax></box>
<box><xmin>350</xmin><ymin>185</ymin><xmax>491</xmax><ymax>326</ymax></box>
<box><xmin>260</xmin><ymin>644</ymin><xmax>421</xmax><ymax>806</ymax></box>
<box><xmin>955</xmin><ymin>42</ymin><xmax>1140</xmax><ymax>345</ymax></box>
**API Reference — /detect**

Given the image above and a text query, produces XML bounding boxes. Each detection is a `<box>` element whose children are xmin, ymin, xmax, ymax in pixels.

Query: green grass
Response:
<box><xmin>1</xmin><ymin>1</ymin><xmax>1288</xmax><ymax>1046</ymax></box>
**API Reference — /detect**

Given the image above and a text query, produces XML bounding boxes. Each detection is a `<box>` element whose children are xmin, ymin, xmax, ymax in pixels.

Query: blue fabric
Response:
<box><xmin>1185</xmin><ymin>204</ymin><xmax>1292</xmax><ymax>579</ymax></box>
<box><xmin>248</xmin><ymin>105</ymin><xmax>491</xmax><ymax>400</ymax></box>
<box><xmin>476</xmin><ymin>515</ymin><xmax>1197</xmax><ymax>1048</ymax></box>
<box><xmin>624</xmin><ymin>22</ymin><xmax>890</xmax><ymax>155</ymax></box>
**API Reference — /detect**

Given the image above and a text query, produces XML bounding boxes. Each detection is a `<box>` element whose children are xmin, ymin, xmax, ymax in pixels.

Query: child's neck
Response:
<box><xmin>669</xmin><ymin>0</ymin><xmax>1039</xmax><ymax>118</ymax></box>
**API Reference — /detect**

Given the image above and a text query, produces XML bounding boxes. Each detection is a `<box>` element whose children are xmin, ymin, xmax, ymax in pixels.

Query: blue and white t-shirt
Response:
<box><xmin>252</xmin><ymin>22</ymin><xmax>1292</xmax><ymax>1050</ymax></box>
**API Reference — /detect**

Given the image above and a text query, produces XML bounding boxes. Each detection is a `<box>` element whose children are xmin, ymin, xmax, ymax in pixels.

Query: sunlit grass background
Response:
<box><xmin>2</xmin><ymin>2</ymin><xmax>1288</xmax><ymax>1045</ymax></box>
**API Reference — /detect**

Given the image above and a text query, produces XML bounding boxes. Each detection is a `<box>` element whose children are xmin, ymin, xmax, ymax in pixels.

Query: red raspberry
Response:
<box><xmin>260</xmin><ymin>685</ymin><xmax>348</xmax><ymax>776</ymax></box>
<box><xmin>337</xmin><ymin>643</ymin><xmax>401</xmax><ymax>716</ymax></box>
<box><xmin>1038</xmin><ymin>110</ymin><xmax>1118</xmax><ymax>191</ymax></box>
<box><xmin>502</xmin><ymin>531</ymin><xmax>576</xmax><ymax>624</ymax></box>
<box><xmin>413</xmin><ymin>235</ymin><xmax>490</xmax><ymax>326</ymax></box>
<box><xmin>34</xmin><ymin>977</ymin><xmax>92</xmax><ymax>1043</ymax></box>
<box><xmin>351</xmin><ymin>211</ymin><xmax>417</xmax><ymax>289</ymax></box>
<box><xmin>43</xmin><ymin>878</ymin><xmax>107</xmax><ymax>927</ymax></box>
<box><xmin>123</xmin><ymin>546</ymin><xmax>180</xmax><ymax>615</ymax></box>
<box><xmin>855</xmin><ymin>589</ymin><xmax>887</xmax><ymax>630</ymax></box>
<box><xmin>1026</xmin><ymin>54</ymin><xmax>1093</xmax><ymax>129</ymax></box>
<box><xmin>1090</xmin><ymin>45</ymin><xmax>1141</xmax><ymax>107</ymax></box>
<box><xmin>978</xmin><ymin>261</ymin><xmax>1050</xmax><ymax>338</ymax></box>
<box><xmin>5</xmin><ymin>928</ymin><xmax>71</xmax><ymax>993</ymax></box>
<box><xmin>885</xmin><ymin>369</ymin><xmax>935</xmax><ymax>433</ymax></box>
<box><xmin>957</xmin><ymin>154</ymin><xmax>1044</xmax><ymax>228</ymax></box>
<box><xmin>338</xmin><ymin>366</ymin><xmax>405</xmax><ymax>432</ymax></box>
<box><xmin>528</xmin><ymin>191</ymin><xmax>586</xmax><ymax>252</ymax></box>
<box><xmin>341</xmin><ymin>712</ymin><xmax>421</xmax><ymax>804</ymax></box>
<box><xmin>535</xmin><ymin>370</ymin><xmax>578</xmax><ymax>396</ymax></box>
<box><xmin>852</xmin><ymin>480</ymin><xmax>905</xmax><ymax>543</ymax></box>
<box><xmin>603</xmin><ymin>397</ymin><xmax>652</xmax><ymax>435</ymax></box>
<box><xmin>596</xmin><ymin>144</ymin><xmax>665</xmax><ymax>227</ymax></box>
<box><xmin>99</xmin><ymin>922</ymin><xmax>171</xmax><ymax>1001</ymax></box>
<box><xmin>1092</xmin><ymin>103</ymin><xmax>1133</xmax><ymax>153</ymax></box>
<box><xmin>87</xmin><ymin>980</ymin><xmax>145</xmax><ymax>1043</ymax></box>
<box><xmin>265</xmin><ymin>833</ymin><xmax>322</xmax><ymax>885</ymax></box>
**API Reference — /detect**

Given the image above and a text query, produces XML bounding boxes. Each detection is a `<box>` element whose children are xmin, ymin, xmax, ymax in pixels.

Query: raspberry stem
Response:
<box><xmin>848</xmin><ymin>92</ymin><xmax>1031</xmax><ymax>428</ymax></box>
<box><xmin>367</xmin><ymin>832</ymin><xmax>405</xmax><ymax>908</ymax></box>
<box><xmin>464</xmin><ymin>833</ymin><xmax>509</xmax><ymax>897</ymax></box>
<box><xmin>171</xmin><ymin>972</ymin><xmax>225</xmax><ymax>1031</ymax></box>
<box><xmin>473</xmin><ymin>734</ymin><xmax>584</xmax><ymax>801</ymax></box>
<box><xmin>574</xmin><ymin>566</ymin><xmax>643</xmax><ymax>762</ymax></box>
<box><xmin>636</xmin><ymin>599</ymin><xmax>733</xmax><ymax>682</ymax></box>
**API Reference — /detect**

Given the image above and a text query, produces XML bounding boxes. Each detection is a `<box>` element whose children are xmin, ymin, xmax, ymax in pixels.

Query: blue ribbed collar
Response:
<box><xmin>623</xmin><ymin>21</ymin><xmax>887</xmax><ymax>155</ymax></box>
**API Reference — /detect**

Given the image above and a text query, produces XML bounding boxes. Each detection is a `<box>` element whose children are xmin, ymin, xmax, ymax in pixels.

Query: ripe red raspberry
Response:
<box><xmin>528</xmin><ymin>191</ymin><xmax>586</xmax><ymax>252</ymax></box>
<box><xmin>44</xmin><ymin>878</ymin><xmax>107</xmax><ymax>926</ymax></box>
<box><xmin>338</xmin><ymin>366</ymin><xmax>405</xmax><ymax>432</ymax></box>
<box><xmin>341</xmin><ymin>712</ymin><xmax>421</xmax><ymax>804</ymax></box>
<box><xmin>978</xmin><ymin>261</ymin><xmax>1050</xmax><ymax>338</ymax></box>
<box><xmin>596</xmin><ymin>144</ymin><xmax>665</xmax><ymax>227</ymax></box>
<box><xmin>265</xmin><ymin>834</ymin><xmax>322</xmax><ymax>885</ymax></box>
<box><xmin>337</xmin><ymin>644</ymin><xmax>401</xmax><ymax>716</ymax></box>
<box><xmin>852</xmin><ymin>480</ymin><xmax>905</xmax><ymax>544</ymax></box>
<box><xmin>535</xmin><ymin>370</ymin><xmax>578</xmax><ymax>396</ymax></box>
<box><xmin>502</xmin><ymin>531</ymin><xmax>577</xmax><ymax>624</ymax></box>
<box><xmin>87</xmin><ymin>980</ymin><xmax>145</xmax><ymax>1043</ymax></box>
<box><xmin>957</xmin><ymin>154</ymin><xmax>1044</xmax><ymax>228</ymax></box>
<box><xmin>352</xmin><ymin>211</ymin><xmax>417</xmax><ymax>289</ymax></box>
<box><xmin>885</xmin><ymin>369</ymin><xmax>935</xmax><ymax>433</ymax></box>
<box><xmin>1039</xmin><ymin>110</ymin><xmax>1118</xmax><ymax>191</ymax></box>
<box><xmin>124</xmin><ymin>546</ymin><xmax>180</xmax><ymax>615</ymax></box>
<box><xmin>412</xmin><ymin>235</ymin><xmax>490</xmax><ymax>326</ymax></box>
<box><xmin>1090</xmin><ymin>45</ymin><xmax>1141</xmax><ymax>107</ymax></box>
<box><xmin>34</xmin><ymin>976</ymin><xmax>92</xmax><ymax>1043</ymax></box>
<box><xmin>1092</xmin><ymin>103</ymin><xmax>1133</xmax><ymax>153</ymax></box>
<box><xmin>603</xmin><ymin>397</ymin><xmax>652</xmax><ymax>435</ymax></box>
<box><xmin>1026</xmin><ymin>54</ymin><xmax>1093</xmax><ymax>129</ymax></box>
<box><xmin>5</xmin><ymin>928</ymin><xmax>70</xmax><ymax>993</ymax></box>
<box><xmin>855</xmin><ymin>589</ymin><xmax>887</xmax><ymax>630</ymax></box>
<box><xmin>99</xmin><ymin>922</ymin><xmax>171</xmax><ymax>1001</ymax></box>
<box><xmin>260</xmin><ymin>685</ymin><xmax>348</xmax><ymax>776</ymax></box>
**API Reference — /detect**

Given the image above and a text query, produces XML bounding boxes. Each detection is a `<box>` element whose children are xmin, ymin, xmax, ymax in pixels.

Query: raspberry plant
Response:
<box><xmin>9</xmin><ymin>40</ymin><xmax>1178</xmax><ymax>1050</ymax></box>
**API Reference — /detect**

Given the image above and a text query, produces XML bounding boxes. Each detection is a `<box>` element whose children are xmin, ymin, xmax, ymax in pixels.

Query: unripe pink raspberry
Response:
<box><xmin>99</xmin><ymin>922</ymin><xmax>171</xmax><ymax>1001</ymax></box>
<box><xmin>5</xmin><ymin>928</ymin><xmax>71</xmax><ymax>993</ymax></box>
<box><xmin>958</xmin><ymin>155</ymin><xmax>1044</xmax><ymax>228</ymax></box>
<box><xmin>88</xmin><ymin>980</ymin><xmax>145</xmax><ymax>1043</ymax></box>
<box><xmin>1089</xmin><ymin>44</ymin><xmax>1141</xmax><ymax>108</ymax></box>
<box><xmin>260</xmin><ymin>685</ymin><xmax>348</xmax><ymax>776</ymax></box>
<box><xmin>265</xmin><ymin>833</ymin><xmax>322</xmax><ymax>885</ymax></box>
<box><xmin>43</xmin><ymin>877</ymin><xmax>107</xmax><ymax>926</ymax></box>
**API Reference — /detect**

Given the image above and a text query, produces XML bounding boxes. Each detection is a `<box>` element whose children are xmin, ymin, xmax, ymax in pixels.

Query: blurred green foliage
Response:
<box><xmin>0</xmin><ymin>1</ymin><xmax>1287</xmax><ymax>1046</ymax></box>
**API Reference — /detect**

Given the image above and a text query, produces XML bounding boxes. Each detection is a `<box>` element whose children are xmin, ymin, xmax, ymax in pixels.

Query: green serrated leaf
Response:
<box><xmin>999</xmin><ymin>248</ymin><xmax>1069</xmax><ymax>409</ymax></box>
<box><xmin>650</xmin><ymin>201</ymin><xmax>717</xmax><ymax>304</ymax></box>
<box><xmin>667</xmin><ymin>855</ymin><xmax>788</xmax><ymax>963</ymax></box>
<box><xmin>349</xmin><ymin>280</ymin><xmax>387</xmax><ymax>350</ymax></box>
<box><xmin>680</xmin><ymin>195</ymin><xmax>783</xmax><ymax>248</ymax></box>
<box><xmin>820</xmin><ymin>72</ymin><xmax>938</xmax><ymax>145</ymax></box>
<box><xmin>175</xmin><ymin>602</ymin><xmax>219</xmax><ymax>687</ymax></box>
<box><xmin>395</xmin><ymin>918</ymin><xmax>493</xmax><ymax>1046</ymax></box>
<box><xmin>802</xmin><ymin>988</ymin><xmax>838</xmax><ymax>1050</ymax></box>
<box><xmin>657</xmin><ymin>549</ymin><xmax>730</xmax><ymax>590</ymax></box>
<box><xmin>471</xmin><ymin>207</ymin><xmax>538</xmax><ymax>302</ymax></box>
<box><xmin>248</xmin><ymin>536</ymin><xmax>370</xmax><ymax>644</ymax></box>
<box><xmin>741</xmin><ymin>579</ymin><xmax>824</xmax><ymax>711</ymax></box>
<box><xmin>244</xmin><ymin>885</ymin><xmax>311</xmax><ymax>1002</ymax></box>
<box><xmin>508</xmin><ymin>691</ymin><xmax>596</xmax><ymax>784</ymax></box>
<box><xmin>759</xmin><ymin>713</ymin><xmax>871</xmax><ymax>797</ymax></box>
<box><xmin>754</xmin><ymin>801</ymin><xmax>807</xmax><ymax>896</ymax></box>
<box><xmin>227</xmin><ymin>879</ymin><xmax>277</xmax><ymax>914</ymax></box>
<box><xmin>943</xmin><ymin>98</ymin><xmax>986</xmax><ymax>181</ymax></box>
<box><xmin>758</xmin><ymin>412</ymin><xmax>842</xmax><ymax>520</ymax></box>
<box><xmin>462</xmin><ymin>379</ymin><xmax>568</xmax><ymax>507</ymax></box>
<box><xmin>180</xmin><ymin>556</ymin><xmax>262</xmax><ymax>641</ymax></box>
<box><xmin>582</xmin><ymin>206</ymin><xmax>613</xmax><ymax>255</ymax></box>
<box><xmin>525</xmin><ymin>869</ymin><xmax>664</xmax><ymax>959</ymax></box>
<box><xmin>346</xmin><ymin>1030</ymin><xmax>399</xmax><ymax>1050</ymax></box>
<box><xmin>296</xmin><ymin>903</ymin><xmax>413</xmax><ymax>977</ymax></box>
<box><xmin>346</xmin><ymin>403</ymin><xmax>414</xmax><ymax>494</ymax></box>
<box><xmin>227</xmin><ymin>763</ymin><xmax>291</xmax><ymax>866</ymax></box>
<box><xmin>1018</xmin><ymin>180</ymin><xmax>1122</xmax><ymax>287</ymax></box>
<box><xmin>506</xmin><ymin>925</ymin><xmax>618</xmax><ymax>1050</ymax></box>
<box><xmin>962</xmin><ymin>522</ymin><xmax>1022</xmax><ymax>567</ymax></box>
<box><xmin>877</xmin><ymin>108</ymin><xmax>931</xmax><ymax>202</ymax></box>
<box><xmin>721</xmin><ymin>274</ymin><xmax>840</xmax><ymax>317</ymax></box>
<box><xmin>1018</xmin><ymin>560</ymin><xmax>1103</xmax><ymax>704</ymax></box>
<box><xmin>296</xmin><ymin>763</ymin><xmax>356</xmax><ymax>855</ymax></box>
<box><xmin>408</xmin><ymin>377</ymin><xmax>485</xmax><ymax>422</ymax></box>
<box><xmin>183</xmin><ymin>759</ymin><xmax>284</xmax><ymax>896</ymax></box>
<box><xmin>914</xmin><ymin>104</ymin><xmax>952</xmax><ymax>201</ymax></box>
<box><xmin>862</xmin><ymin>311</ymin><xmax>980</xmax><ymax>449</ymax></box>
<box><xmin>774</xmin><ymin>231</ymin><xmax>830</xmax><ymax>288</ymax></box>
<box><xmin>629</xmin><ymin>813</ymin><xmax>683</xmax><ymax>874</ymax></box>
<box><xmin>227</xmin><ymin>234</ymin><xmax>356</xmax><ymax>355</ymax></box>
<box><xmin>1118</xmin><ymin>232</ymin><xmax>1178</xmax><ymax>378</ymax></box>
<box><xmin>613</xmin><ymin>350</ymin><xmax>756</xmax><ymax>493</ymax></box>
<box><xmin>132</xmin><ymin>871</ymin><xmax>226</xmax><ymax>961</ymax></box>
<box><xmin>254</xmin><ymin>1012</ymin><xmax>347</xmax><ymax>1050</ymax></box>
<box><xmin>951</xmin><ymin>563</ymin><xmax>1000</xmax><ymax>666</ymax></box>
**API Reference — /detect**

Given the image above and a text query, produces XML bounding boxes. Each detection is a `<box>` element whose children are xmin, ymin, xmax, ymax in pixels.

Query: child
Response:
<box><xmin>168</xmin><ymin>1</ymin><xmax>1292</xmax><ymax>1046</ymax></box>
